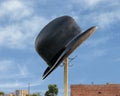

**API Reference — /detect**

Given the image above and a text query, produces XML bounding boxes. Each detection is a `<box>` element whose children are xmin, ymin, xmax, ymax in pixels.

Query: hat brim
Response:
<box><xmin>42</xmin><ymin>26</ymin><xmax>97</xmax><ymax>79</ymax></box>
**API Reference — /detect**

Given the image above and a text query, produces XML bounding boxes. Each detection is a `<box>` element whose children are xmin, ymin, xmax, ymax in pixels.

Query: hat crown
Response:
<box><xmin>35</xmin><ymin>16</ymin><xmax>81</xmax><ymax>67</ymax></box>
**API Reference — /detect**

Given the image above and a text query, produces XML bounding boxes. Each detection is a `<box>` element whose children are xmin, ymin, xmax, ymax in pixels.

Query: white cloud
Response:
<box><xmin>83</xmin><ymin>36</ymin><xmax>109</xmax><ymax>48</ymax></box>
<box><xmin>31</xmin><ymin>79</ymin><xmax>44</xmax><ymax>87</ymax></box>
<box><xmin>0</xmin><ymin>79</ymin><xmax>44</xmax><ymax>89</ymax></box>
<box><xmin>71</xmin><ymin>0</ymin><xmax>103</xmax><ymax>7</ymax></box>
<box><xmin>0</xmin><ymin>60</ymin><xmax>12</xmax><ymax>72</ymax></box>
<box><xmin>0</xmin><ymin>59</ymin><xmax>45</xmax><ymax>89</ymax></box>
<box><xmin>0</xmin><ymin>0</ymin><xmax>33</xmax><ymax>20</ymax></box>
<box><xmin>70</xmin><ymin>0</ymin><xmax>120</xmax><ymax>29</ymax></box>
<box><xmin>0</xmin><ymin>59</ymin><xmax>45</xmax><ymax>91</ymax></box>
<box><xmin>0</xmin><ymin>25</ymin><xmax>25</xmax><ymax>49</ymax></box>
<box><xmin>0</xmin><ymin>82</ymin><xmax>27</xmax><ymax>88</ymax></box>
<box><xmin>85</xmin><ymin>0</ymin><xmax>101</xmax><ymax>6</ymax></box>
<box><xmin>96</xmin><ymin>10</ymin><xmax>120</xmax><ymax>28</ymax></box>
<box><xmin>0</xmin><ymin>59</ymin><xmax>32</xmax><ymax>79</ymax></box>
<box><xmin>78</xmin><ymin>9</ymin><xmax>120</xmax><ymax>29</ymax></box>
<box><xmin>0</xmin><ymin>60</ymin><xmax>20</xmax><ymax>79</ymax></box>
<box><xmin>77</xmin><ymin>48</ymin><xmax>107</xmax><ymax>62</ymax></box>
<box><xmin>0</xmin><ymin>0</ymin><xmax>49</xmax><ymax>49</ymax></box>
<box><xmin>0</xmin><ymin>15</ymin><xmax>49</xmax><ymax>49</ymax></box>
<box><xmin>71</xmin><ymin>0</ymin><xmax>120</xmax><ymax>8</ymax></box>
<box><xmin>17</xmin><ymin>64</ymin><xmax>29</xmax><ymax>77</ymax></box>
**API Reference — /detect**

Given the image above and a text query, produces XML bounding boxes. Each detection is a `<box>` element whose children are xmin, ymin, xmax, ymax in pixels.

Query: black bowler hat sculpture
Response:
<box><xmin>35</xmin><ymin>16</ymin><xmax>96</xmax><ymax>79</ymax></box>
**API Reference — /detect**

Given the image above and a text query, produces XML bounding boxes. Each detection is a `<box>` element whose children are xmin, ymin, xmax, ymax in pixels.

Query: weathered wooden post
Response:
<box><xmin>64</xmin><ymin>58</ymin><xmax>68</xmax><ymax>96</ymax></box>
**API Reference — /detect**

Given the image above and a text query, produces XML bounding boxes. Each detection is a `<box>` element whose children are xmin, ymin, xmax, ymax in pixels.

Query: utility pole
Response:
<box><xmin>28</xmin><ymin>83</ymin><xmax>30</xmax><ymax>96</ymax></box>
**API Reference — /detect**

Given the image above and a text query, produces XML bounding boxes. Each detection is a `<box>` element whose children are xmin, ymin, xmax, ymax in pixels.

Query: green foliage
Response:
<box><xmin>35</xmin><ymin>92</ymin><xmax>42</xmax><ymax>96</ymax></box>
<box><xmin>0</xmin><ymin>92</ymin><xmax>4</xmax><ymax>96</ymax></box>
<box><xmin>31</xmin><ymin>93</ymin><xmax>37</xmax><ymax>96</ymax></box>
<box><xmin>26</xmin><ymin>92</ymin><xmax>42</xmax><ymax>96</ymax></box>
<box><xmin>45</xmin><ymin>84</ymin><xmax>58</xmax><ymax>96</ymax></box>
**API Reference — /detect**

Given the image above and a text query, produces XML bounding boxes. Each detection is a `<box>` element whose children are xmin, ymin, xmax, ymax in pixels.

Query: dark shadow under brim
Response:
<box><xmin>42</xmin><ymin>26</ymin><xmax>97</xmax><ymax>79</ymax></box>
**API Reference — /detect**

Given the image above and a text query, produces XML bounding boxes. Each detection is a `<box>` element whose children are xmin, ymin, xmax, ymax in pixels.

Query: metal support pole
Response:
<box><xmin>64</xmin><ymin>58</ymin><xmax>68</xmax><ymax>96</ymax></box>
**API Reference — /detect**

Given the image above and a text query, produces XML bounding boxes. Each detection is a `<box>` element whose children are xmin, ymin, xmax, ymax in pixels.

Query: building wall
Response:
<box><xmin>15</xmin><ymin>90</ymin><xmax>28</xmax><ymax>96</ymax></box>
<box><xmin>9</xmin><ymin>93</ymin><xmax>15</xmax><ymax>96</ymax></box>
<box><xmin>71</xmin><ymin>84</ymin><xmax>120</xmax><ymax>96</ymax></box>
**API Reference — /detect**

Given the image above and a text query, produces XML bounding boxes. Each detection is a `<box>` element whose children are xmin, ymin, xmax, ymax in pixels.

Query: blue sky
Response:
<box><xmin>0</xmin><ymin>0</ymin><xmax>120</xmax><ymax>95</ymax></box>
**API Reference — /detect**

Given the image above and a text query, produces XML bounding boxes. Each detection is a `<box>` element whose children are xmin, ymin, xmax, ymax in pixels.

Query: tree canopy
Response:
<box><xmin>45</xmin><ymin>84</ymin><xmax>58</xmax><ymax>96</ymax></box>
<box><xmin>0</xmin><ymin>91</ymin><xmax>4</xmax><ymax>96</ymax></box>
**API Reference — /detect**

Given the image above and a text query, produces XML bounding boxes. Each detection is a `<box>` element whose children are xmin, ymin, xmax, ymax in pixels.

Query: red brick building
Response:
<box><xmin>71</xmin><ymin>84</ymin><xmax>120</xmax><ymax>96</ymax></box>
